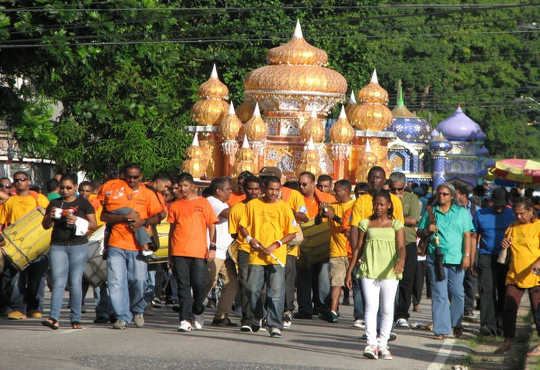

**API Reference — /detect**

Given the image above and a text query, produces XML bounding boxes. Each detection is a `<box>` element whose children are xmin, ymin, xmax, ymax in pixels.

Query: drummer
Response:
<box><xmin>0</xmin><ymin>171</ymin><xmax>49</xmax><ymax>320</ymax></box>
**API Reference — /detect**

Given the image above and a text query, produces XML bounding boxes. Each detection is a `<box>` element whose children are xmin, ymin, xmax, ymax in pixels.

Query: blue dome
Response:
<box><xmin>436</xmin><ymin>105</ymin><xmax>486</xmax><ymax>141</ymax></box>
<box><xmin>429</xmin><ymin>135</ymin><xmax>452</xmax><ymax>152</ymax></box>
<box><xmin>388</xmin><ymin>83</ymin><xmax>432</xmax><ymax>144</ymax></box>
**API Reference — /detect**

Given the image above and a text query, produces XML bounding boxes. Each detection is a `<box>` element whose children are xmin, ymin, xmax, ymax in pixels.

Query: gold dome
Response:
<box><xmin>191</xmin><ymin>99</ymin><xmax>229</xmax><ymax>126</ymax></box>
<box><xmin>345</xmin><ymin>90</ymin><xmax>357</xmax><ymax>119</ymax></box>
<box><xmin>245</xmin><ymin>65</ymin><xmax>347</xmax><ymax>94</ymax></box>
<box><xmin>219</xmin><ymin>102</ymin><xmax>242</xmax><ymax>140</ymax></box>
<box><xmin>355</xmin><ymin>140</ymin><xmax>378</xmax><ymax>182</ymax></box>
<box><xmin>357</xmin><ymin>70</ymin><xmax>389</xmax><ymax>105</ymax></box>
<box><xmin>244</xmin><ymin>22</ymin><xmax>347</xmax><ymax>95</ymax></box>
<box><xmin>185</xmin><ymin>133</ymin><xmax>204</xmax><ymax>159</ymax></box>
<box><xmin>244</xmin><ymin>102</ymin><xmax>267</xmax><ymax>142</ymax></box>
<box><xmin>330</xmin><ymin>107</ymin><xmax>355</xmax><ymax>144</ymax></box>
<box><xmin>237</xmin><ymin>100</ymin><xmax>255</xmax><ymax>123</ymax></box>
<box><xmin>300</xmin><ymin>111</ymin><xmax>325</xmax><ymax>143</ymax></box>
<box><xmin>233</xmin><ymin>136</ymin><xmax>257</xmax><ymax>176</ymax></box>
<box><xmin>267</xmin><ymin>21</ymin><xmax>327</xmax><ymax>66</ymax></box>
<box><xmin>349</xmin><ymin>103</ymin><xmax>393</xmax><ymax>131</ymax></box>
<box><xmin>182</xmin><ymin>159</ymin><xmax>205</xmax><ymax>179</ymax></box>
<box><xmin>198</xmin><ymin>64</ymin><xmax>229</xmax><ymax>99</ymax></box>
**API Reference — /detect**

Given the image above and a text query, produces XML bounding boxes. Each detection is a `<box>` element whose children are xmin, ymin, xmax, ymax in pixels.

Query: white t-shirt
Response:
<box><xmin>207</xmin><ymin>196</ymin><xmax>233</xmax><ymax>260</ymax></box>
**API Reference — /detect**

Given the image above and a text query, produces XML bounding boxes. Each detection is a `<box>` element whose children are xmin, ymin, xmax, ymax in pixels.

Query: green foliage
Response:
<box><xmin>0</xmin><ymin>0</ymin><xmax>538</xmax><ymax>177</ymax></box>
<box><xmin>15</xmin><ymin>98</ymin><xmax>58</xmax><ymax>158</ymax></box>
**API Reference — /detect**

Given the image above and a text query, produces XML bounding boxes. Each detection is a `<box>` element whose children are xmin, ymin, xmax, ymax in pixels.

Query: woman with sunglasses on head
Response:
<box><xmin>41</xmin><ymin>174</ymin><xmax>97</xmax><ymax>330</ymax></box>
<box><xmin>495</xmin><ymin>198</ymin><xmax>540</xmax><ymax>355</ymax></box>
<box><xmin>417</xmin><ymin>182</ymin><xmax>474</xmax><ymax>340</ymax></box>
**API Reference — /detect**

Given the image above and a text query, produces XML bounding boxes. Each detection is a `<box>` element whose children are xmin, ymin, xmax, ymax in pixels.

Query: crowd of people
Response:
<box><xmin>0</xmin><ymin>164</ymin><xmax>539</xmax><ymax>360</ymax></box>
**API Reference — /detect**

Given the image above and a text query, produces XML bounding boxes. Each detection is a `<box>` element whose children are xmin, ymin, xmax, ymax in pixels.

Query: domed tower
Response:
<box><xmin>243</xmin><ymin>20</ymin><xmax>347</xmax><ymax>176</ymax></box>
<box><xmin>219</xmin><ymin>102</ymin><xmax>242</xmax><ymax>176</ymax></box>
<box><xmin>429</xmin><ymin>130</ymin><xmax>453</xmax><ymax>190</ymax></box>
<box><xmin>386</xmin><ymin>80</ymin><xmax>433</xmax><ymax>185</ymax></box>
<box><xmin>182</xmin><ymin>133</ymin><xmax>205</xmax><ymax>179</ymax></box>
<box><xmin>436</xmin><ymin>104</ymin><xmax>490</xmax><ymax>187</ymax></box>
<box><xmin>329</xmin><ymin>106</ymin><xmax>354</xmax><ymax>179</ymax></box>
<box><xmin>187</xmin><ymin>64</ymin><xmax>229</xmax><ymax>179</ymax></box>
<box><xmin>347</xmin><ymin>69</ymin><xmax>396</xmax><ymax>180</ymax></box>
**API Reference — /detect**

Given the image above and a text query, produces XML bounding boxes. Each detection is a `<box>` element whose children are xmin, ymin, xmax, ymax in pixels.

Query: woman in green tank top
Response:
<box><xmin>346</xmin><ymin>190</ymin><xmax>405</xmax><ymax>360</ymax></box>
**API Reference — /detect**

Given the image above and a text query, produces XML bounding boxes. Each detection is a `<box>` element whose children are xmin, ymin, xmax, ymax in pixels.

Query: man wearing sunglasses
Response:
<box><xmin>0</xmin><ymin>171</ymin><xmax>49</xmax><ymax>320</ymax></box>
<box><xmin>99</xmin><ymin>163</ymin><xmax>164</xmax><ymax>330</ymax></box>
<box><xmin>389</xmin><ymin>172</ymin><xmax>422</xmax><ymax>329</ymax></box>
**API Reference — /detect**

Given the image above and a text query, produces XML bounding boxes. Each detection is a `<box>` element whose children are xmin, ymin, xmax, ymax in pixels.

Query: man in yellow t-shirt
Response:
<box><xmin>239</xmin><ymin>176</ymin><xmax>299</xmax><ymax>338</ymax></box>
<box><xmin>258</xmin><ymin>166</ymin><xmax>307</xmax><ymax>328</ymax></box>
<box><xmin>322</xmin><ymin>179</ymin><xmax>355</xmax><ymax>323</ymax></box>
<box><xmin>229</xmin><ymin>176</ymin><xmax>261</xmax><ymax>329</ymax></box>
<box><xmin>350</xmin><ymin>166</ymin><xmax>404</xmax><ymax>251</ymax></box>
<box><xmin>0</xmin><ymin>171</ymin><xmax>49</xmax><ymax>320</ymax></box>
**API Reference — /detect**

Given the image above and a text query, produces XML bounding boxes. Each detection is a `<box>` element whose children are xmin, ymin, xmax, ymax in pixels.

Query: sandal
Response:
<box><xmin>527</xmin><ymin>345</ymin><xmax>540</xmax><ymax>357</ymax></box>
<box><xmin>433</xmin><ymin>334</ymin><xmax>446</xmax><ymax>340</ymax></box>
<box><xmin>71</xmin><ymin>322</ymin><xmax>84</xmax><ymax>329</ymax></box>
<box><xmin>41</xmin><ymin>318</ymin><xmax>59</xmax><ymax>330</ymax></box>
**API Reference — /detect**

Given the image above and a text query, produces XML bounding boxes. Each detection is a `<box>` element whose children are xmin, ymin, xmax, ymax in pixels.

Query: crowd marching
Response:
<box><xmin>0</xmin><ymin>164</ymin><xmax>539</xmax><ymax>360</ymax></box>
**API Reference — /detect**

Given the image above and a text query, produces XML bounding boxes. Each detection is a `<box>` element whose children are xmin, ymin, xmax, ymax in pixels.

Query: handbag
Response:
<box><xmin>417</xmin><ymin>205</ymin><xmax>436</xmax><ymax>257</ymax></box>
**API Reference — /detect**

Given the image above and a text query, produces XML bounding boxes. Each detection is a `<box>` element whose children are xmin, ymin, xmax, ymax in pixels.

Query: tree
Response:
<box><xmin>0</xmin><ymin>0</ymin><xmax>538</xmax><ymax>178</ymax></box>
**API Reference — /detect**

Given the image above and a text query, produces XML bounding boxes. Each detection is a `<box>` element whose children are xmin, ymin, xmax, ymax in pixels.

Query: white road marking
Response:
<box><xmin>427</xmin><ymin>338</ymin><xmax>456</xmax><ymax>370</ymax></box>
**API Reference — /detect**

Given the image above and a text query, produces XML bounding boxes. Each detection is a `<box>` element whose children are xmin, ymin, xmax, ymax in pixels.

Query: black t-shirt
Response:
<box><xmin>46</xmin><ymin>197</ymin><xmax>95</xmax><ymax>245</ymax></box>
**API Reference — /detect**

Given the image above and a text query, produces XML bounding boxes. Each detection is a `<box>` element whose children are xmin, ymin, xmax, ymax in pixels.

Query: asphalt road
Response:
<box><xmin>0</xmin><ymin>292</ymin><xmax>470</xmax><ymax>370</ymax></box>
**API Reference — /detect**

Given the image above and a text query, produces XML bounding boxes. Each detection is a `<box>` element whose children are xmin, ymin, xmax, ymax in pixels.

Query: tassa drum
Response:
<box><xmin>148</xmin><ymin>222</ymin><xmax>169</xmax><ymax>264</ymax></box>
<box><xmin>298</xmin><ymin>219</ymin><xmax>330</xmax><ymax>266</ymax></box>
<box><xmin>1</xmin><ymin>208</ymin><xmax>52</xmax><ymax>271</ymax></box>
<box><xmin>84</xmin><ymin>226</ymin><xmax>107</xmax><ymax>287</ymax></box>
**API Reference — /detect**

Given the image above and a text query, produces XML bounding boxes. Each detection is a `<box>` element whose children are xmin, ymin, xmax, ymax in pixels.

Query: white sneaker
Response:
<box><xmin>283</xmin><ymin>320</ymin><xmax>292</xmax><ymax>329</ymax></box>
<box><xmin>353</xmin><ymin>319</ymin><xmax>366</xmax><ymax>328</ymax></box>
<box><xmin>363</xmin><ymin>345</ymin><xmax>378</xmax><ymax>360</ymax></box>
<box><xmin>193</xmin><ymin>314</ymin><xmax>204</xmax><ymax>330</ymax></box>
<box><xmin>258</xmin><ymin>319</ymin><xmax>267</xmax><ymax>332</ymax></box>
<box><xmin>379</xmin><ymin>346</ymin><xmax>393</xmax><ymax>360</ymax></box>
<box><xmin>177</xmin><ymin>320</ymin><xmax>192</xmax><ymax>332</ymax></box>
<box><xmin>395</xmin><ymin>318</ymin><xmax>409</xmax><ymax>328</ymax></box>
<box><xmin>270</xmin><ymin>327</ymin><xmax>282</xmax><ymax>338</ymax></box>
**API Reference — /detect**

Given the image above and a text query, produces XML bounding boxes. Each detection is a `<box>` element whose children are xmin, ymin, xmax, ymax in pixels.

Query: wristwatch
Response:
<box><xmin>209</xmin><ymin>244</ymin><xmax>217</xmax><ymax>251</ymax></box>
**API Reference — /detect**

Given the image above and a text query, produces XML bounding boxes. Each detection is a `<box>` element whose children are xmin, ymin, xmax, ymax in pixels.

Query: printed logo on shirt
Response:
<box><xmin>298</xmin><ymin>205</ymin><xmax>307</xmax><ymax>214</ymax></box>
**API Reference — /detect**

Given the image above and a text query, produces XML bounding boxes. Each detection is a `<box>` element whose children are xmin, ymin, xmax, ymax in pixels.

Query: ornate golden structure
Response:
<box><xmin>185</xmin><ymin>21</ymin><xmax>396</xmax><ymax>182</ymax></box>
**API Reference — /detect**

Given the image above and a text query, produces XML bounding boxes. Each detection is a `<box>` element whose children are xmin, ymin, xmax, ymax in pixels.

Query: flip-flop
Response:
<box><xmin>527</xmin><ymin>345</ymin><xmax>540</xmax><ymax>357</ymax></box>
<box><xmin>71</xmin><ymin>322</ymin><xmax>84</xmax><ymax>329</ymax></box>
<box><xmin>433</xmin><ymin>334</ymin><xmax>446</xmax><ymax>340</ymax></box>
<box><xmin>41</xmin><ymin>318</ymin><xmax>59</xmax><ymax>330</ymax></box>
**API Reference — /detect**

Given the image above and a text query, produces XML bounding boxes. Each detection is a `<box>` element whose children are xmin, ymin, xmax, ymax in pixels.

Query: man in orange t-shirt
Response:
<box><xmin>99</xmin><ymin>164</ymin><xmax>164</xmax><ymax>329</ymax></box>
<box><xmin>168</xmin><ymin>172</ymin><xmax>218</xmax><ymax>333</ymax></box>
<box><xmin>297</xmin><ymin>172</ymin><xmax>336</xmax><ymax>320</ymax></box>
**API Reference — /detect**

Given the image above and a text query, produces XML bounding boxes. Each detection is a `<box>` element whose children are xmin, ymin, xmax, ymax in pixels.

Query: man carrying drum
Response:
<box><xmin>0</xmin><ymin>171</ymin><xmax>49</xmax><ymax>320</ymax></box>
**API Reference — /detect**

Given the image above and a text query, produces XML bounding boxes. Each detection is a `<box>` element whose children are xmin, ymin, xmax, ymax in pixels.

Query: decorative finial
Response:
<box><xmin>310</xmin><ymin>110</ymin><xmax>317</xmax><ymax>118</ymax></box>
<box><xmin>370</xmin><ymin>69</ymin><xmax>378</xmax><ymax>84</ymax></box>
<box><xmin>210</xmin><ymin>64</ymin><xmax>218</xmax><ymax>79</ymax></box>
<box><xmin>241</xmin><ymin>135</ymin><xmax>250</xmax><ymax>149</ymax></box>
<box><xmin>228</xmin><ymin>101</ymin><xmax>235</xmax><ymax>115</ymax></box>
<box><xmin>339</xmin><ymin>105</ymin><xmax>347</xmax><ymax>119</ymax></box>
<box><xmin>397</xmin><ymin>80</ymin><xmax>404</xmax><ymax>106</ymax></box>
<box><xmin>365</xmin><ymin>138</ymin><xmax>372</xmax><ymax>152</ymax></box>
<box><xmin>306</xmin><ymin>136</ymin><xmax>315</xmax><ymax>150</ymax></box>
<box><xmin>293</xmin><ymin>19</ymin><xmax>303</xmax><ymax>39</ymax></box>
<box><xmin>191</xmin><ymin>133</ymin><xmax>200</xmax><ymax>147</ymax></box>
<box><xmin>252</xmin><ymin>102</ymin><xmax>261</xmax><ymax>117</ymax></box>
<box><xmin>349</xmin><ymin>90</ymin><xmax>357</xmax><ymax>104</ymax></box>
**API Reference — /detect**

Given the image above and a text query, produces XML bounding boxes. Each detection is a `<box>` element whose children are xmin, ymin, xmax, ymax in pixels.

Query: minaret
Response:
<box><xmin>219</xmin><ymin>102</ymin><xmax>242</xmax><ymax>176</ymax></box>
<box><xmin>182</xmin><ymin>133</ymin><xmax>205</xmax><ymax>179</ymax></box>
<box><xmin>429</xmin><ymin>130</ymin><xmax>453</xmax><ymax>190</ymax></box>
<box><xmin>329</xmin><ymin>106</ymin><xmax>354</xmax><ymax>180</ymax></box>
<box><xmin>244</xmin><ymin>102</ymin><xmax>267</xmax><ymax>172</ymax></box>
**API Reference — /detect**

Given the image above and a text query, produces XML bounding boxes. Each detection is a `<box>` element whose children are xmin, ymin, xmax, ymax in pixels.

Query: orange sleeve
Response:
<box><xmin>204</xmin><ymin>199</ymin><xmax>219</xmax><ymax>226</ymax></box>
<box><xmin>341</xmin><ymin>208</ymin><xmax>352</xmax><ymax>232</ymax></box>
<box><xmin>167</xmin><ymin>202</ymin><xmax>178</xmax><ymax>224</ymax></box>
<box><xmin>147</xmin><ymin>188</ymin><xmax>164</xmax><ymax>217</ymax></box>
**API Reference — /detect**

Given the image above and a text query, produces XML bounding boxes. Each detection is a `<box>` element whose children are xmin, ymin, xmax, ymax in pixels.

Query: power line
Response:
<box><xmin>0</xmin><ymin>29</ymin><xmax>537</xmax><ymax>48</ymax></box>
<box><xmin>3</xmin><ymin>4</ymin><xmax>539</xmax><ymax>13</ymax></box>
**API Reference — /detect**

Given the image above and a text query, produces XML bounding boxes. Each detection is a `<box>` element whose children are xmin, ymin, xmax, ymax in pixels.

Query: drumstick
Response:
<box><xmin>270</xmin><ymin>253</ymin><xmax>285</xmax><ymax>268</ymax></box>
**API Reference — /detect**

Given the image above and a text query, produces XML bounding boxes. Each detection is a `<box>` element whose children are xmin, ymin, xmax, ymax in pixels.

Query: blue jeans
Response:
<box><xmin>107</xmin><ymin>247</ymin><xmax>148</xmax><ymax>323</ymax></box>
<box><xmin>49</xmin><ymin>243</ymin><xmax>89</xmax><ymax>322</ymax></box>
<box><xmin>95</xmin><ymin>282</ymin><xmax>113</xmax><ymax>320</ymax></box>
<box><xmin>317</xmin><ymin>261</ymin><xmax>331</xmax><ymax>315</ymax></box>
<box><xmin>247</xmin><ymin>264</ymin><xmax>285</xmax><ymax>330</ymax></box>
<box><xmin>352</xmin><ymin>266</ymin><xmax>364</xmax><ymax>320</ymax></box>
<box><xmin>145</xmin><ymin>269</ymin><xmax>156</xmax><ymax>303</ymax></box>
<box><xmin>427</xmin><ymin>257</ymin><xmax>465</xmax><ymax>335</ymax></box>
